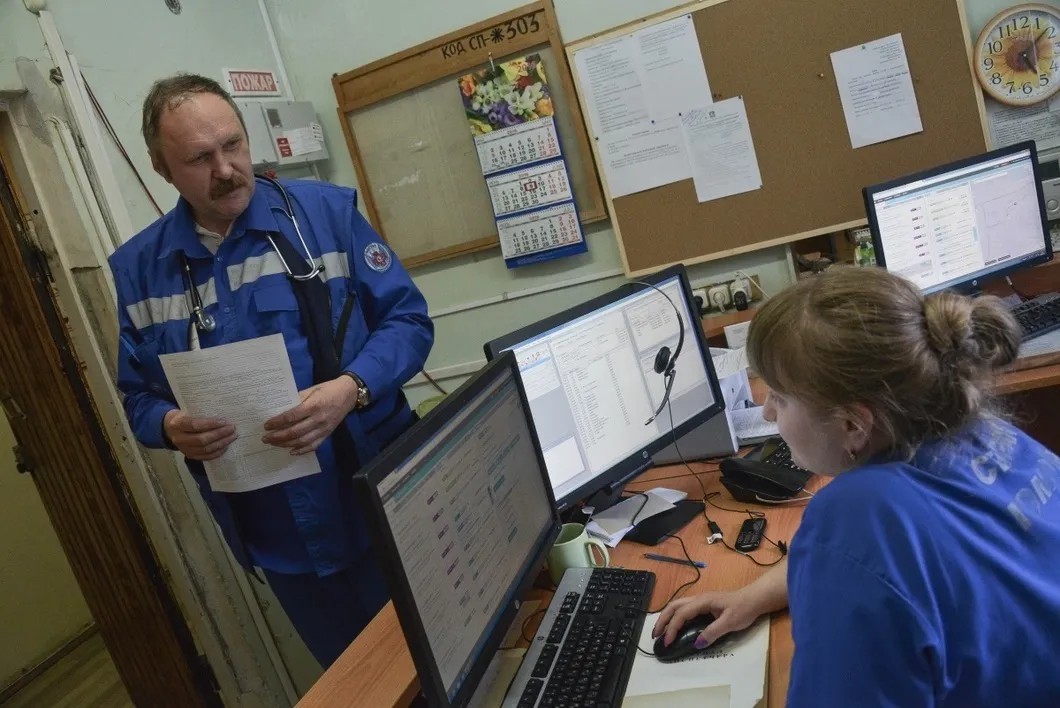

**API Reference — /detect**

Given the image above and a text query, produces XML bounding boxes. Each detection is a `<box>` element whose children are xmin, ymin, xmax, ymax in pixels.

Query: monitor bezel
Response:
<box><xmin>862</xmin><ymin>140</ymin><xmax>1053</xmax><ymax>294</ymax></box>
<box><xmin>356</xmin><ymin>351</ymin><xmax>561</xmax><ymax>708</ymax></box>
<box><xmin>482</xmin><ymin>263</ymin><xmax>727</xmax><ymax>511</ymax></box>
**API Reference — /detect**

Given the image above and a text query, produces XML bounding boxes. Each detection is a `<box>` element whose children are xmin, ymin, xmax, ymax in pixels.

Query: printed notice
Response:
<box><xmin>680</xmin><ymin>98</ymin><xmax>762</xmax><ymax>203</ymax></box>
<box><xmin>633</xmin><ymin>15</ymin><xmax>713</xmax><ymax>121</ymax></box>
<box><xmin>600</xmin><ymin>119</ymin><xmax>692</xmax><ymax>197</ymax></box>
<box><xmin>572</xmin><ymin>36</ymin><xmax>651</xmax><ymax>135</ymax></box>
<box><xmin>831</xmin><ymin>33</ymin><xmax>923</xmax><ymax>148</ymax></box>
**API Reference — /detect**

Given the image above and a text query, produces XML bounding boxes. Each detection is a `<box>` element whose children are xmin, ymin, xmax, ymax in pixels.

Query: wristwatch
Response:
<box><xmin>343</xmin><ymin>371</ymin><xmax>371</xmax><ymax>410</ymax></box>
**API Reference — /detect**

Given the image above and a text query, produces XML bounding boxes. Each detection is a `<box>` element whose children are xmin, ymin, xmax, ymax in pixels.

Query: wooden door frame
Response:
<box><xmin>0</xmin><ymin>126</ymin><xmax>219</xmax><ymax>706</ymax></box>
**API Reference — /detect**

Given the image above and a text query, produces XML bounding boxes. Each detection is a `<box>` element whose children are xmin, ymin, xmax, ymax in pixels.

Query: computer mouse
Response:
<box><xmin>653</xmin><ymin>613</ymin><xmax>716</xmax><ymax>662</ymax></box>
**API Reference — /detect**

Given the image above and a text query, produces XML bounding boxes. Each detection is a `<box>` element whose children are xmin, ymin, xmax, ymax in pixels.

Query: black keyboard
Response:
<box><xmin>1012</xmin><ymin>294</ymin><xmax>1060</xmax><ymax>342</ymax></box>
<box><xmin>506</xmin><ymin>567</ymin><xmax>655</xmax><ymax>708</ymax></box>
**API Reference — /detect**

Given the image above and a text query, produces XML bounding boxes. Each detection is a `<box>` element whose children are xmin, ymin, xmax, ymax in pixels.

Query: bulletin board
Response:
<box><xmin>566</xmin><ymin>0</ymin><xmax>989</xmax><ymax>276</ymax></box>
<box><xmin>332</xmin><ymin>3</ymin><xmax>605</xmax><ymax>268</ymax></box>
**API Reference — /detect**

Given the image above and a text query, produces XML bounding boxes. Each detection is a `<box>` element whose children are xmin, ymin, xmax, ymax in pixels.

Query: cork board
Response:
<box><xmin>567</xmin><ymin>0</ymin><xmax>989</xmax><ymax>276</ymax></box>
<box><xmin>333</xmin><ymin>3</ymin><xmax>605</xmax><ymax>268</ymax></box>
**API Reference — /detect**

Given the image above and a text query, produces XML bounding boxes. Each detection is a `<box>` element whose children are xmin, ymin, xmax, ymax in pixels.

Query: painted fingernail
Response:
<box><xmin>694</xmin><ymin>636</ymin><xmax>709</xmax><ymax>650</ymax></box>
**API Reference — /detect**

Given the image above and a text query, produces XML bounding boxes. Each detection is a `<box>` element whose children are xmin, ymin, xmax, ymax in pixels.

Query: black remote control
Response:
<box><xmin>735</xmin><ymin>518</ymin><xmax>766</xmax><ymax>552</ymax></box>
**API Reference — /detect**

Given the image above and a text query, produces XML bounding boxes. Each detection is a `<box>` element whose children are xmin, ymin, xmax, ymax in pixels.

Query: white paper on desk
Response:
<box><xmin>624</xmin><ymin>684</ymin><xmax>730</xmax><ymax>708</ymax></box>
<box><xmin>633</xmin><ymin>15</ymin><xmax>713</xmax><ymax>122</ymax></box>
<box><xmin>830</xmin><ymin>33</ymin><xmax>922</xmax><ymax>149</ymax></box>
<box><xmin>711</xmin><ymin>347</ymin><xmax>749</xmax><ymax>380</ymax></box>
<box><xmin>573</xmin><ymin>35</ymin><xmax>651</xmax><ymax>136</ymax></box>
<box><xmin>1020</xmin><ymin>327</ymin><xmax>1060</xmax><ymax>358</ymax></box>
<box><xmin>649</xmin><ymin>487</ymin><xmax>688</xmax><ymax>505</ymax></box>
<box><xmin>680</xmin><ymin>98</ymin><xmax>762</xmax><ymax>203</ymax></box>
<box><xmin>159</xmin><ymin>333</ymin><xmax>321</xmax><ymax>493</ymax></box>
<box><xmin>591</xmin><ymin>492</ymin><xmax>675</xmax><ymax>538</ymax></box>
<box><xmin>987</xmin><ymin>98</ymin><xmax>1060</xmax><ymax>151</ymax></box>
<box><xmin>626</xmin><ymin>614</ymin><xmax>770</xmax><ymax>708</ymax></box>
<box><xmin>587</xmin><ymin>521</ymin><xmax>634</xmax><ymax>548</ymax></box>
<box><xmin>599</xmin><ymin>119</ymin><xmax>691</xmax><ymax>197</ymax></box>
<box><xmin>730</xmin><ymin>406</ymin><xmax>778</xmax><ymax>444</ymax></box>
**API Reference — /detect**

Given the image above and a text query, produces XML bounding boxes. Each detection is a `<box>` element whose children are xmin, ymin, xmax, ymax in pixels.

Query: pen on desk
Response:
<box><xmin>643</xmin><ymin>552</ymin><xmax>706</xmax><ymax>569</ymax></box>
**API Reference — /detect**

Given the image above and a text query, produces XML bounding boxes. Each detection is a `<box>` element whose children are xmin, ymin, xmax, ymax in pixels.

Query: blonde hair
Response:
<box><xmin>747</xmin><ymin>267</ymin><xmax>1020</xmax><ymax>459</ymax></box>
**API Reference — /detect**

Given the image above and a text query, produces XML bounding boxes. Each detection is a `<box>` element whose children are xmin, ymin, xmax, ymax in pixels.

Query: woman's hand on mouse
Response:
<box><xmin>653</xmin><ymin>557</ymin><xmax>789</xmax><ymax>649</ymax></box>
<box><xmin>652</xmin><ymin>591</ymin><xmax>758</xmax><ymax>650</ymax></box>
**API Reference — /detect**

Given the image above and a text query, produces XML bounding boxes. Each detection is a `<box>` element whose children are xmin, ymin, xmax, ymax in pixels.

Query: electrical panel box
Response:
<box><xmin>235</xmin><ymin>99</ymin><xmax>328</xmax><ymax>168</ymax></box>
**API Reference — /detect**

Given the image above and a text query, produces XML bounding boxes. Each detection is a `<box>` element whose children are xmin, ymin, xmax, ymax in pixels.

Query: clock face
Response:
<box><xmin>974</xmin><ymin>3</ymin><xmax>1060</xmax><ymax>106</ymax></box>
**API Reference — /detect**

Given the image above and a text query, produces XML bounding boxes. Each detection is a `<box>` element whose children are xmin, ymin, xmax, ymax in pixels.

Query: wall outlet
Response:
<box><xmin>692</xmin><ymin>287</ymin><xmax>708</xmax><ymax>307</ymax></box>
<box><xmin>729</xmin><ymin>278</ymin><xmax>750</xmax><ymax>301</ymax></box>
<box><xmin>707</xmin><ymin>285</ymin><xmax>731</xmax><ymax>310</ymax></box>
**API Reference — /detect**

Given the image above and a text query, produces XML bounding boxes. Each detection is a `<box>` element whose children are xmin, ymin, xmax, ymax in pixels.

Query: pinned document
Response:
<box><xmin>831</xmin><ymin>33</ymin><xmax>923</xmax><ymax>148</ymax></box>
<box><xmin>680</xmin><ymin>98</ymin><xmax>763</xmax><ymax>203</ymax></box>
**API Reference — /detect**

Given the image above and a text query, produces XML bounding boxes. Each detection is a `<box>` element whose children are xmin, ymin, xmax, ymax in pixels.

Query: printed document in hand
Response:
<box><xmin>159</xmin><ymin>333</ymin><xmax>321</xmax><ymax>493</ymax></box>
<box><xmin>624</xmin><ymin>614</ymin><xmax>770</xmax><ymax>708</ymax></box>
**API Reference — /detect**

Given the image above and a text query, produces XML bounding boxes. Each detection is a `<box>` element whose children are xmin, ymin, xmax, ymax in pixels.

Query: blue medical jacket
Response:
<box><xmin>109</xmin><ymin>179</ymin><xmax>433</xmax><ymax>575</ymax></box>
<box><xmin>787</xmin><ymin>418</ymin><xmax>1060</xmax><ymax>706</ymax></box>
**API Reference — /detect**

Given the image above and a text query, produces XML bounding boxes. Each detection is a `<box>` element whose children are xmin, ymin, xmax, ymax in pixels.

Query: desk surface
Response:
<box><xmin>299</xmin><ymin>355</ymin><xmax>1057</xmax><ymax>708</ymax></box>
<box><xmin>298</xmin><ymin>459</ymin><xmax>819</xmax><ymax>708</ymax></box>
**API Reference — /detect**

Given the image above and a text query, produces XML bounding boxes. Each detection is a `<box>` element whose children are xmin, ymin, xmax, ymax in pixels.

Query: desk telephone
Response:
<box><xmin>719</xmin><ymin>438</ymin><xmax>812</xmax><ymax>503</ymax></box>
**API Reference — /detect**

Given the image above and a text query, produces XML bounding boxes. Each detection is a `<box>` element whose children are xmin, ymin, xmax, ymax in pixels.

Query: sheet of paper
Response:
<box><xmin>499</xmin><ymin>600</ymin><xmax>541</xmax><ymax>650</ymax></box>
<box><xmin>680</xmin><ymin>98</ymin><xmax>762</xmax><ymax>203</ymax></box>
<box><xmin>466</xmin><ymin>648</ymin><xmax>526</xmax><ymax>708</ymax></box>
<box><xmin>591</xmin><ymin>492</ymin><xmax>675</xmax><ymax>537</ymax></box>
<box><xmin>624</xmin><ymin>684</ymin><xmax>731</xmax><ymax>708</ymax></box>
<box><xmin>598</xmin><ymin>119</ymin><xmax>691</xmax><ymax>197</ymax></box>
<box><xmin>573</xmin><ymin>36</ymin><xmax>651</xmax><ymax>136</ymax></box>
<box><xmin>986</xmin><ymin>98</ymin><xmax>1060</xmax><ymax>151</ymax></box>
<box><xmin>159</xmin><ymin>334</ymin><xmax>321</xmax><ymax>493</ymax></box>
<box><xmin>633</xmin><ymin>14</ymin><xmax>713</xmax><ymax>121</ymax></box>
<box><xmin>711</xmin><ymin>347</ymin><xmax>749</xmax><ymax>380</ymax></box>
<box><xmin>830</xmin><ymin>33</ymin><xmax>923</xmax><ymax>148</ymax></box>
<box><xmin>627</xmin><ymin>614</ymin><xmax>770</xmax><ymax>708</ymax></box>
<box><xmin>1019</xmin><ymin>326</ymin><xmax>1060</xmax><ymax>358</ymax></box>
<box><xmin>730</xmin><ymin>406</ymin><xmax>779</xmax><ymax>444</ymax></box>
<box><xmin>586</xmin><ymin>520</ymin><xmax>634</xmax><ymax>548</ymax></box>
<box><xmin>648</xmin><ymin>487</ymin><xmax>688</xmax><ymax>505</ymax></box>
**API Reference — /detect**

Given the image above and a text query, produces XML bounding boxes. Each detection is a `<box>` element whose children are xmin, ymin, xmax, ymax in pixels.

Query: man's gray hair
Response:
<box><xmin>141</xmin><ymin>73</ymin><xmax>246</xmax><ymax>173</ymax></box>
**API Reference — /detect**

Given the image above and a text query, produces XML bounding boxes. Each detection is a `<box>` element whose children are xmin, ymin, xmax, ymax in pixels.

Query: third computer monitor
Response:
<box><xmin>483</xmin><ymin>265</ymin><xmax>725</xmax><ymax>511</ymax></box>
<box><xmin>863</xmin><ymin>141</ymin><xmax>1052</xmax><ymax>294</ymax></box>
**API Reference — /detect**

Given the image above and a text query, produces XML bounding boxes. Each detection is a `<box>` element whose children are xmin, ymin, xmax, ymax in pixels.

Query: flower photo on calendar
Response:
<box><xmin>460</xmin><ymin>53</ymin><xmax>554</xmax><ymax>134</ymax></box>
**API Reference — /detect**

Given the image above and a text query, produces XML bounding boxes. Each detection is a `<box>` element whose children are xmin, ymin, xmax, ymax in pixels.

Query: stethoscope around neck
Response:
<box><xmin>183</xmin><ymin>175</ymin><xmax>323</xmax><ymax>334</ymax></box>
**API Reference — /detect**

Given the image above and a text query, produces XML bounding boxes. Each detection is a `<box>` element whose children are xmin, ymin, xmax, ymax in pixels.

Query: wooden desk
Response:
<box><xmin>301</xmin><ymin>355</ymin><xmax>1058</xmax><ymax>708</ymax></box>
<box><xmin>298</xmin><ymin>456</ymin><xmax>816</xmax><ymax>708</ymax></box>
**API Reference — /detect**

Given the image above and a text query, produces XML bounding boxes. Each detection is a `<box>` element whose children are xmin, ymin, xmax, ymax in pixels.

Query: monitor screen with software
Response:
<box><xmin>863</xmin><ymin>141</ymin><xmax>1052</xmax><ymax>294</ymax></box>
<box><xmin>357</xmin><ymin>352</ymin><xmax>559</xmax><ymax>708</ymax></box>
<box><xmin>483</xmin><ymin>264</ymin><xmax>725</xmax><ymax>511</ymax></box>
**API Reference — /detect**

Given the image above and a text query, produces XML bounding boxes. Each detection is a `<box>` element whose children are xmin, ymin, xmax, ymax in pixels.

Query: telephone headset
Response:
<box><xmin>631</xmin><ymin>280</ymin><xmax>685</xmax><ymax>426</ymax></box>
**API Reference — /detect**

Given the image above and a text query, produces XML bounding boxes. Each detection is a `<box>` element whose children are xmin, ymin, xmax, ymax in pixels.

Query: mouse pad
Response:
<box><xmin>625</xmin><ymin>500</ymin><xmax>704</xmax><ymax>546</ymax></box>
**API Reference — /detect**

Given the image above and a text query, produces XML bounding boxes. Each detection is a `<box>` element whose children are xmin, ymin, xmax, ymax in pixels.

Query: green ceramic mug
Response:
<box><xmin>546</xmin><ymin>522</ymin><xmax>610</xmax><ymax>585</ymax></box>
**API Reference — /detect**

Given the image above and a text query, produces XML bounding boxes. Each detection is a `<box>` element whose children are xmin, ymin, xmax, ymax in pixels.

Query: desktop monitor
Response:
<box><xmin>483</xmin><ymin>264</ymin><xmax>726</xmax><ymax>512</ymax></box>
<box><xmin>863</xmin><ymin>141</ymin><xmax>1053</xmax><ymax>294</ymax></box>
<box><xmin>356</xmin><ymin>352</ymin><xmax>560</xmax><ymax>708</ymax></box>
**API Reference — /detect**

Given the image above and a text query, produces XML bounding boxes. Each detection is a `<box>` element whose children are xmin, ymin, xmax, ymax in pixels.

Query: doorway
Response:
<box><xmin>0</xmin><ymin>119</ymin><xmax>217</xmax><ymax>706</ymax></box>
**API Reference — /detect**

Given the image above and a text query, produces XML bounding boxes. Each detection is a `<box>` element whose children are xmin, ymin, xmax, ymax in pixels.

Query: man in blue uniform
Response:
<box><xmin>109</xmin><ymin>74</ymin><xmax>434</xmax><ymax>667</ymax></box>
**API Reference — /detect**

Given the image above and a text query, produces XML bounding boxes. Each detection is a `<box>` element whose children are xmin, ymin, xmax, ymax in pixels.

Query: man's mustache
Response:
<box><xmin>210</xmin><ymin>175</ymin><xmax>248</xmax><ymax>199</ymax></box>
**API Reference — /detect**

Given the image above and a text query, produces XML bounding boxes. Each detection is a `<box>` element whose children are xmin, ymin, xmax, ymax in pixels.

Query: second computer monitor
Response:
<box><xmin>863</xmin><ymin>141</ymin><xmax>1052</xmax><ymax>294</ymax></box>
<box><xmin>483</xmin><ymin>264</ymin><xmax>725</xmax><ymax>511</ymax></box>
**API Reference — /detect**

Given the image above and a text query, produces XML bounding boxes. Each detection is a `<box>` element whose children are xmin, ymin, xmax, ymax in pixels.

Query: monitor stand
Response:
<box><xmin>652</xmin><ymin>409</ymin><xmax>739</xmax><ymax>465</ymax></box>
